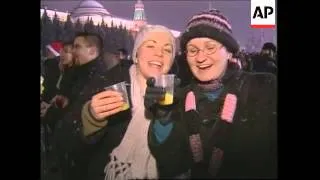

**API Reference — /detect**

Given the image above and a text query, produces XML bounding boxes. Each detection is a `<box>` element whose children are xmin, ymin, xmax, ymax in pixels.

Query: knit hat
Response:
<box><xmin>46</xmin><ymin>41</ymin><xmax>63</xmax><ymax>57</ymax></box>
<box><xmin>262</xmin><ymin>42</ymin><xmax>276</xmax><ymax>52</ymax></box>
<box><xmin>132</xmin><ymin>25</ymin><xmax>176</xmax><ymax>64</ymax></box>
<box><xmin>180</xmin><ymin>9</ymin><xmax>240</xmax><ymax>55</ymax></box>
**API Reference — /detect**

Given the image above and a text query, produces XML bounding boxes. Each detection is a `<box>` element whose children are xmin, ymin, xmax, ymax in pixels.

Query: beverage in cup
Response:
<box><xmin>104</xmin><ymin>81</ymin><xmax>130</xmax><ymax>111</ymax></box>
<box><xmin>154</xmin><ymin>74</ymin><xmax>175</xmax><ymax>105</ymax></box>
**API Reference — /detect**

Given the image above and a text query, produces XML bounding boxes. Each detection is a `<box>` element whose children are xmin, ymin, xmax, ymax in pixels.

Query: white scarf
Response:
<box><xmin>104</xmin><ymin>65</ymin><xmax>158</xmax><ymax>180</ymax></box>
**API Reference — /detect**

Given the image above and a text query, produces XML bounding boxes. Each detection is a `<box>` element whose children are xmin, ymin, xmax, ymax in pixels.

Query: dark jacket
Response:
<box><xmin>49</xmin><ymin>58</ymin><xmax>109</xmax><ymax>180</ymax></box>
<box><xmin>148</xmin><ymin>66</ymin><xmax>277</xmax><ymax>178</ymax></box>
<box><xmin>42</xmin><ymin>57</ymin><xmax>60</xmax><ymax>103</ymax></box>
<box><xmin>56</xmin><ymin>61</ymin><xmax>133</xmax><ymax>180</ymax></box>
<box><xmin>43</xmin><ymin>58</ymin><xmax>105</xmax><ymax>129</ymax></box>
<box><xmin>250</xmin><ymin>54</ymin><xmax>277</xmax><ymax>75</ymax></box>
<box><xmin>83</xmin><ymin>62</ymin><xmax>133</xmax><ymax>180</ymax></box>
<box><xmin>57</xmin><ymin>67</ymin><xmax>77</xmax><ymax>99</ymax></box>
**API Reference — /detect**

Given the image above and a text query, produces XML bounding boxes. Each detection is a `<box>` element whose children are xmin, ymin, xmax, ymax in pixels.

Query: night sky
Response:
<box><xmin>41</xmin><ymin>0</ymin><xmax>277</xmax><ymax>51</ymax></box>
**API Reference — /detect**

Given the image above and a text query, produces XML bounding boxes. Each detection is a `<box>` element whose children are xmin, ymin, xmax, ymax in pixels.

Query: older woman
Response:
<box><xmin>146</xmin><ymin>9</ymin><xmax>277</xmax><ymax>178</ymax></box>
<box><xmin>81</xmin><ymin>25</ymin><xmax>176</xmax><ymax>180</ymax></box>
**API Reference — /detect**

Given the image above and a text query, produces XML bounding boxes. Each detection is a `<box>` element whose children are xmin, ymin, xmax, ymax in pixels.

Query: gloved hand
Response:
<box><xmin>144</xmin><ymin>76</ymin><xmax>181</xmax><ymax>119</ymax></box>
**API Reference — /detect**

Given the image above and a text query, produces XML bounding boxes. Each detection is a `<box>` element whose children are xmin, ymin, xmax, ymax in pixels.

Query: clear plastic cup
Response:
<box><xmin>155</xmin><ymin>74</ymin><xmax>175</xmax><ymax>105</ymax></box>
<box><xmin>104</xmin><ymin>81</ymin><xmax>130</xmax><ymax>111</ymax></box>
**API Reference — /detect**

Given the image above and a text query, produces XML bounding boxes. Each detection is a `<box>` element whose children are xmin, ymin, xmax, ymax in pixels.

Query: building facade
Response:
<box><xmin>40</xmin><ymin>0</ymin><xmax>181</xmax><ymax>38</ymax></box>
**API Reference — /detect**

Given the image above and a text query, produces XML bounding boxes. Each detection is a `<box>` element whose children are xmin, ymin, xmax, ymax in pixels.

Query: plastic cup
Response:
<box><xmin>154</xmin><ymin>74</ymin><xmax>175</xmax><ymax>105</ymax></box>
<box><xmin>104</xmin><ymin>81</ymin><xmax>130</xmax><ymax>111</ymax></box>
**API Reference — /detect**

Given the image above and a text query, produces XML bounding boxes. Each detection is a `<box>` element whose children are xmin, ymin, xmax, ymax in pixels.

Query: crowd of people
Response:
<box><xmin>41</xmin><ymin>9</ymin><xmax>277</xmax><ymax>180</ymax></box>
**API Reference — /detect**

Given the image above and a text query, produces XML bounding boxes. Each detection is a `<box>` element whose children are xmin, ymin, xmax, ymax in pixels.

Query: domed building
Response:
<box><xmin>70</xmin><ymin>0</ymin><xmax>111</xmax><ymax>23</ymax></box>
<box><xmin>40</xmin><ymin>0</ymin><xmax>180</xmax><ymax>38</ymax></box>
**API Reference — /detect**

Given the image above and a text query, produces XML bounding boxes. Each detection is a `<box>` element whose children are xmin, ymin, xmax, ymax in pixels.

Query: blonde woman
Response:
<box><xmin>80</xmin><ymin>25</ymin><xmax>176</xmax><ymax>180</ymax></box>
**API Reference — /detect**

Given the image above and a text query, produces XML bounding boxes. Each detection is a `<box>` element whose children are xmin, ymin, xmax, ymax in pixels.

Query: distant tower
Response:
<box><xmin>131</xmin><ymin>0</ymin><xmax>147</xmax><ymax>37</ymax></box>
<box><xmin>209</xmin><ymin>0</ymin><xmax>214</xmax><ymax>10</ymax></box>
<box><xmin>260</xmin><ymin>29</ymin><xmax>265</xmax><ymax>48</ymax></box>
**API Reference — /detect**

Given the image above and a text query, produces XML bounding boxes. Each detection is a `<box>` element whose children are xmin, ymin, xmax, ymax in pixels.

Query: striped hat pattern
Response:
<box><xmin>180</xmin><ymin>9</ymin><xmax>240</xmax><ymax>54</ymax></box>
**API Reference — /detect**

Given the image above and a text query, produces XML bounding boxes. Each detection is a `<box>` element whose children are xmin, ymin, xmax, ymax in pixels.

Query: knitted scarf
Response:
<box><xmin>104</xmin><ymin>65</ymin><xmax>158</xmax><ymax>180</ymax></box>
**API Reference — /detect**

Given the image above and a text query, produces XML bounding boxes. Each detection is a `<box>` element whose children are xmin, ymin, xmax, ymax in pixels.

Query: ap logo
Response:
<box><xmin>251</xmin><ymin>0</ymin><xmax>276</xmax><ymax>28</ymax></box>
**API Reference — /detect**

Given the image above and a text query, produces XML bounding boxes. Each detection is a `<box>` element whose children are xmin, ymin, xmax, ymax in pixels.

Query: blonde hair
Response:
<box><xmin>132</xmin><ymin>25</ymin><xmax>176</xmax><ymax>64</ymax></box>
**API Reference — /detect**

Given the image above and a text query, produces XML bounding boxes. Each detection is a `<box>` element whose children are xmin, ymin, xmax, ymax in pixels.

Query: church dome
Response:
<box><xmin>71</xmin><ymin>0</ymin><xmax>111</xmax><ymax>18</ymax></box>
<box><xmin>79</xmin><ymin>0</ymin><xmax>104</xmax><ymax>9</ymax></box>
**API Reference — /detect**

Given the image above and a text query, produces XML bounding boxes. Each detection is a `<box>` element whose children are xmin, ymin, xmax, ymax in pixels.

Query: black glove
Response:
<box><xmin>144</xmin><ymin>77</ymin><xmax>181</xmax><ymax>120</ymax></box>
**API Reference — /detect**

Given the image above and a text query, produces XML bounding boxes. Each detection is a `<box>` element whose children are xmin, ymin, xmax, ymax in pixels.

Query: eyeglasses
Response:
<box><xmin>186</xmin><ymin>43</ymin><xmax>222</xmax><ymax>57</ymax></box>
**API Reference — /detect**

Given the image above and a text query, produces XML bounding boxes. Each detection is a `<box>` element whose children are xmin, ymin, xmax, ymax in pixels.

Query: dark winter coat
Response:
<box><xmin>49</xmin><ymin>58</ymin><xmax>108</xmax><ymax>180</ymax></box>
<box><xmin>42</xmin><ymin>57</ymin><xmax>60</xmax><ymax>103</ymax></box>
<box><xmin>250</xmin><ymin>54</ymin><xmax>277</xmax><ymax>74</ymax></box>
<box><xmin>54</xmin><ymin>61</ymin><xmax>132</xmax><ymax>180</ymax></box>
<box><xmin>148</xmin><ymin>66</ymin><xmax>277</xmax><ymax>179</ymax></box>
<box><xmin>42</xmin><ymin>67</ymin><xmax>77</xmax><ymax>130</ymax></box>
<box><xmin>83</xmin><ymin>62</ymin><xmax>132</xmax><ymax>180</ymax></box>
<box><xmin>57</xmin><ymin>66</ymin><xmax>77</xmax><ymax>99</ymax></box>
<box><xmin>79</xmin><ymin>61</ymin><xmax>134</xmax><ymax>180</ymax></box>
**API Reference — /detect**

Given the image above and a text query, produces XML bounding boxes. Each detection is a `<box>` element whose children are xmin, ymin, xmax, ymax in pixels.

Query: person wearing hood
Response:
<box><xmin>146</xmin><ymin>9</ymin><xmax>277</xmax><ymax>179</ymax></box>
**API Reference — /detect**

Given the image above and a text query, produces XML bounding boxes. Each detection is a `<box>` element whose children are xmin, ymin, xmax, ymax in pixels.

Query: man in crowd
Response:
<box><xmin>250</xmin><ymin>42</ymin><xmax>277</xmax><ymax>74</ymax></box>
<box><xmin>44</xmin><ymin>32</ymin><xmax>108</xmax><ymax>180</ymax></box>
<box><xmin>117</xmin><ymin>48</ymin><xmax>129</xmax><ymax>61</ymax></box>
<box><xmin>104</xmin><ymin>48</ymin><xmax>132</xmax><ymax>70</ymax></box>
